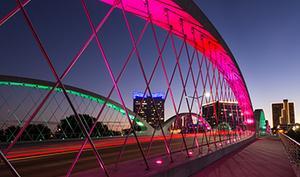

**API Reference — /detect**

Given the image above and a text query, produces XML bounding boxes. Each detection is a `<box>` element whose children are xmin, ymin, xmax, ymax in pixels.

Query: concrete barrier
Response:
<box><xmin>148</xmin><ymin>135</ymin><xmax>256</xmax><ymax>177</ymax></box>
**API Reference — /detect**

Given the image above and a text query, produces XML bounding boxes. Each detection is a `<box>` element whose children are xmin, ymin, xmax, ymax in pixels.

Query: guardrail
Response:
<box><xmin>279</xmin><ymin>133</ymin><xmax>300</xmax><ymax>177</ymax></box>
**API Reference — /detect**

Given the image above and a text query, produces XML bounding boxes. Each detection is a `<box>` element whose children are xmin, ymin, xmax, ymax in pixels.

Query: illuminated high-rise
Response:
<box><xmin>272</xmin><ymin>99</ymin><xmax>295</xmax><ymax>129</ymax></box>
<box><xmin>133</xmin><ymin>92</ymin><xmax>165</xmax><ymax>127</ymax></box>
<box><xmin>202</xmin><ymin>101</ymin><xmax>243</xmax><ymax>129</ymax></box>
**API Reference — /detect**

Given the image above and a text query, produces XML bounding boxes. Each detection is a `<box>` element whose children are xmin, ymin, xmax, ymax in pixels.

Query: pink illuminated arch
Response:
<box><xmin>100</xmin><ymin>0</ymin><xmax>254</xmax><ymax>122</ymax></box>
<box><xmin>0</xmin><ymin>0</ymin><xmax>255</xmax><ymax>176</ymax></box>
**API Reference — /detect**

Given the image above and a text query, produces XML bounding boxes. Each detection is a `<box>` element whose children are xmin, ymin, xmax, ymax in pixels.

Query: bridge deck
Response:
<box><xmin>193</xmin><ymin>136</ymin><xmax>296</xmax><ymax>177</ymax></box>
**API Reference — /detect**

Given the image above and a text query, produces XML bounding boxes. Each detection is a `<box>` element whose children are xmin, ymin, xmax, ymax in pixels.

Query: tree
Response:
<box><xmin>0</xmin><ymin>129</ymin><xmax>5</xmax><ymax>142</ymax></box>
<box><xmin>121</xmin><ymin>123</ymin><xmax>141</xmax><ymax>135</ymax></box>
<box><xmin>21</xmin><ymin>124</ymin><xmax>52</xmax><ymax>141</ymax></box>
<box><xmin>55</xmin><ymin>114</ymin><xmax>120</xmax><ymax>139</ymax></box>
<box><xmin>4</xmin><ymin>125</ymin><xmax>20</xmax><ymax>142</ymax></box>
<box><xmin>3</xmin><ymin>124</ymin><xmax>52</xmax><ymax>142</ymax></box>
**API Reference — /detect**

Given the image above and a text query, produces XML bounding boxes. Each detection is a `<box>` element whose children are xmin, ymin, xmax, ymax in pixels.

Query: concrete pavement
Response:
<box><xmin>192</xmin><ymin>137</ymin><xmax>296</xmax><ymax>177</ymax></box>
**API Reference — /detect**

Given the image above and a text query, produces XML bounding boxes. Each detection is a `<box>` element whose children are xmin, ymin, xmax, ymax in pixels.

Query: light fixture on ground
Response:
<box><xmin>155</xmin><ymin>160</ymin><xmax>163</xmax><ymax>164</ymax></box>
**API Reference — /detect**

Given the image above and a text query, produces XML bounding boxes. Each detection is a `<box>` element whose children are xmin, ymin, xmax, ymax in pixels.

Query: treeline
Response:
<box><xmin>0</xmin><ymin>124</ymin><xmax>51</xmax><ymax>142</ymax></box>
<box><xmin>0</xmin><ymin>114</ymin><xmax>121</xmax><ymax>142</ymax></box>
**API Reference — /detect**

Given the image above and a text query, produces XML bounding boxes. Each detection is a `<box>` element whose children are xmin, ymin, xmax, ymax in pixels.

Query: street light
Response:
<box><xmin>185</xmin><ymin>92</ymin><xmax>211</xmax><ymax>114</ymax></box>
<box><xmin>185</xmin><ymin>92</ymin><xmax>210</xmax><ymax>99</ymax></box>
<box><xmin>204</xmin><ymin>92</ymin><xmax>211</xmax><ymax>98</ymax></box>
<box><xmin>185</xmin><ymin>92</ymin><xmax>211</xmax><ymax>131</ymax></box>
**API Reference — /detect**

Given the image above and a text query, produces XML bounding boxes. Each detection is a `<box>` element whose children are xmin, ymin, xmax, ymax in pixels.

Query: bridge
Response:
<box><xmin>0</xmin><ymin>0</ymin><xmax>298</xmax><ymax>177</ymax></box>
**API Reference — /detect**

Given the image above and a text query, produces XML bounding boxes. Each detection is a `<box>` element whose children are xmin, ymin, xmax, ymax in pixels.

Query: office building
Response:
<box><xmin>272</xmin><ymin>99</ymin><xmax>295</xmax><ymax>129</ymax></box>
<box><xmin>202</xmin><ymin>101</ymin><xmax>243</xmax><ymax>129</ymax></box>
<box><xmin>133</xmin><ymin>92</ymin><xmax>165</xmax><ymax>127</ymax></box>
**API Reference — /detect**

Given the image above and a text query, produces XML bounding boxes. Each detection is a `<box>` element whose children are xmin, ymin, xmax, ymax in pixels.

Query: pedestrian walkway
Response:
<box><xmin>192</xmin><ymin>137</ymin><xmax>297</xmax><ymax>177</ymax></box>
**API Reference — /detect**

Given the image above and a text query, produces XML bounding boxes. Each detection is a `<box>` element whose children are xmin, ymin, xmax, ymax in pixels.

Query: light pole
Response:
<box><xmin>185</xmin><ymin>92</ymin><xmax>210</xmax><ymax>114</ymax></box>
<box><xmin>185</xmin><ymin>92</ymin><xmax>211</xmax><ymax>153</ymax></box>
<box><xmin>186</xmin><ymin>92</ymin><xmax>210</xmax><ymax>100</ymax></box>
<box><xmin>185</xmin><ymin>92</ymin><xmax>211</xmax><ymax>128</ymax></box>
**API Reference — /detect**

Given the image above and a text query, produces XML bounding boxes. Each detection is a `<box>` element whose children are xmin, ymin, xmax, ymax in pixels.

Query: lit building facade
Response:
<box><xmin>202</xmin><ymin>101</ymin><xmax>243</xmax><ymax>129</ymax></box>
<box><xmin>133</xmin><ymin>92</ymin><xmax>165</xmax><ymax>127</ymax></box>
<box><xmin>272</xmin><ymin>99</ymin><xmax>295</xmax><ymax>129</ymax></box>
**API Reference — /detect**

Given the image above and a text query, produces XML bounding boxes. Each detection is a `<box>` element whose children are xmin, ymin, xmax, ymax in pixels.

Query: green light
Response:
<box><xmin>259</xmin><ymin>111</ymin><xmax>266</xmax><ymax>132</ymax></box>
<box><xmin>136</xmin><ymin>121</ymin><xmax>144</xmax><ymax>126</ymax></box>
<box><xmin>9</xmin><ymin>82</ymin><xmax>24</xmax><ymax>87</ymax></box>
<box><xmin>0</xmin><ymin>80</ymin><xmax>144</xmax><ymax>127</ymax></box>
<box><xmin>0</xmin><ymin>81</ymin><xmax>9</xmax><ymax>85</ymax></box>
<box><xmin>37</xmin><ymin>85</ymin><xmax>51</xmax><ymax>90</ymax></box>
<box><xmin>24</xmin><ymin>83</ymin><xmax>37</xmax><ymax>88</ymax></box>
<box><xmin>55</xmin><ymin>88</ymin><xmax>63</xmax><ymax>92</ymax></box>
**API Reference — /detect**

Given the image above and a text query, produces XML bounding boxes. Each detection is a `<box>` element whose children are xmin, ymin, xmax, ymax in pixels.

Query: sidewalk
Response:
<box><xmin>192</xmin><ymin>137</ymin><xmax>296</xmax><ymax>177</ymax></box>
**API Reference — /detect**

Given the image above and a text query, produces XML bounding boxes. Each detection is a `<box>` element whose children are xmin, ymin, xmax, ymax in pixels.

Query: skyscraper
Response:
<box><xmin>133</xmin><ymin>92</ymin><xmax>165</xmax><ymax>127</ymax></box>
<box><xmin>272</xmin><ymin>99</ymin><xmax>295</xmax><ymax>129</ymax></box>
<box><xmin>202</xmin><ymin>101</ymin><xmax>243</xmax><ymax>129</ymax></box>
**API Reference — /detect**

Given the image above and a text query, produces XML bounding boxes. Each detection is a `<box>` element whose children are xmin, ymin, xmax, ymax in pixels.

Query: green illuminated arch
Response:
<box><xmin>0</xmin><ymin>75</ymin><xmax>154</xmax><ymax>133</ymax></box>
<box><xmin>254</xmin><ymin>109</ymin><xmax>266</xmax><ymax>135</ymax></box>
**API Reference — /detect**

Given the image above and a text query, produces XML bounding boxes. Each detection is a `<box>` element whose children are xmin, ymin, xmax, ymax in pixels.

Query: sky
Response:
<box><xmin>196</xmin><ymin>0</ymin><xmax>300</xmax><ymax>125</ymax></box>
<box><xmin>0</xmin><ymin>0</ymin><xmax>300</xmax><ymax>126</ymax></box>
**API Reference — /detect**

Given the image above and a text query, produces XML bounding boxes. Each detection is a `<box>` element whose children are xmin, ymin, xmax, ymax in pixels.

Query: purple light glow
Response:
<box><xmin>197</xmin><ymin>116</ymin><xmax>212</xmax><ymax>130</ymax></box>
<box><xmin>246</xmin><ymin>119</ymin><xmax>254</xmax><ymax>124</ymax></box>
<box><xmin>155</xmin><ymin>160</ymin><xmax>163</xmax><ymax>164</ymax></box>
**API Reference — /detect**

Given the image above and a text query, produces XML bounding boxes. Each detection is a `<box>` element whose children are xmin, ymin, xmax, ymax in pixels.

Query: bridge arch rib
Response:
<box><xmin>101</xmin><ymin>0</ymin><xmax>254</xmax><ymax>122</ymax></box>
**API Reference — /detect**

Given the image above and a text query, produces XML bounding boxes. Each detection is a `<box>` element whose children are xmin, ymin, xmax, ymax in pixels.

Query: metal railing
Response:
<box><xmin>279</xmin><ymin>133</ymin><xmax>300</xmax><ymax>177</ymax></box>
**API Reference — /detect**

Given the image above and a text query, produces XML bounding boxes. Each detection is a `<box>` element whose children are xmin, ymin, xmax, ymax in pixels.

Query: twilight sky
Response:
<box><xmin>0</xmin><ymin>0</ymin><xmax>299</xmax><ymax>126</ymax></box>
<box><xmin>197</xmin><ymin>0</ymin><xmax>300</xmax><ymax>125</ymax></box>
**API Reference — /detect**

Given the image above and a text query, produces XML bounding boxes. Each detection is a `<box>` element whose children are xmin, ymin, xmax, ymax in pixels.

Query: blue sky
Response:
<box><xmin>0</xmin><ymin>0</ymin><xmax>299</xmax><ymax>126</ymax></box>
<box><xmin>197</xmin><ymin>0</ymin><xmax>300</xmax><ymax>125</ymax></box>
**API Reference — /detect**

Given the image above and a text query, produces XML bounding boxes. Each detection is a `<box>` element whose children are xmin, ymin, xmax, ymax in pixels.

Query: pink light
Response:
<box><xmin>155</xmin><ymin>160</ymin><xmax>163</xmax><ymax>164</ymax></box>
<box><xmin>246</xmin><ymin>119</ymin><xmax>254</xmax><ymax>124</ymax></box>
<box><xmin>100</xmin><ymin>0</ymin><xmax>254</xmax><ymax>119</ymax></box>
<box><xmin>188</xmin><ymin>151</ymin><xmax>193</xmax><ymax>155</ymax></box>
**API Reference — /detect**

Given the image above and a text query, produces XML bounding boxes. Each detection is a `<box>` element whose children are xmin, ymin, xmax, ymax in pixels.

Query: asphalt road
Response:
<box><xmin>0</xmin><ymin>133</ymin><xmax>232</xmax><ymax>177</ymax></box>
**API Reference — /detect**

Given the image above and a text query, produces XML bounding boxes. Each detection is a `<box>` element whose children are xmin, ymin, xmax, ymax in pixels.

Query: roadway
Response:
<box><xmin>0</xmin><ymin>133</ymin><xmax>229</xmax><ymax>177</ymax></box>
<box><xmin>0</xmin><ymin>131</ymin><xmax>241</xmax><ymax>177</ymax></box>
